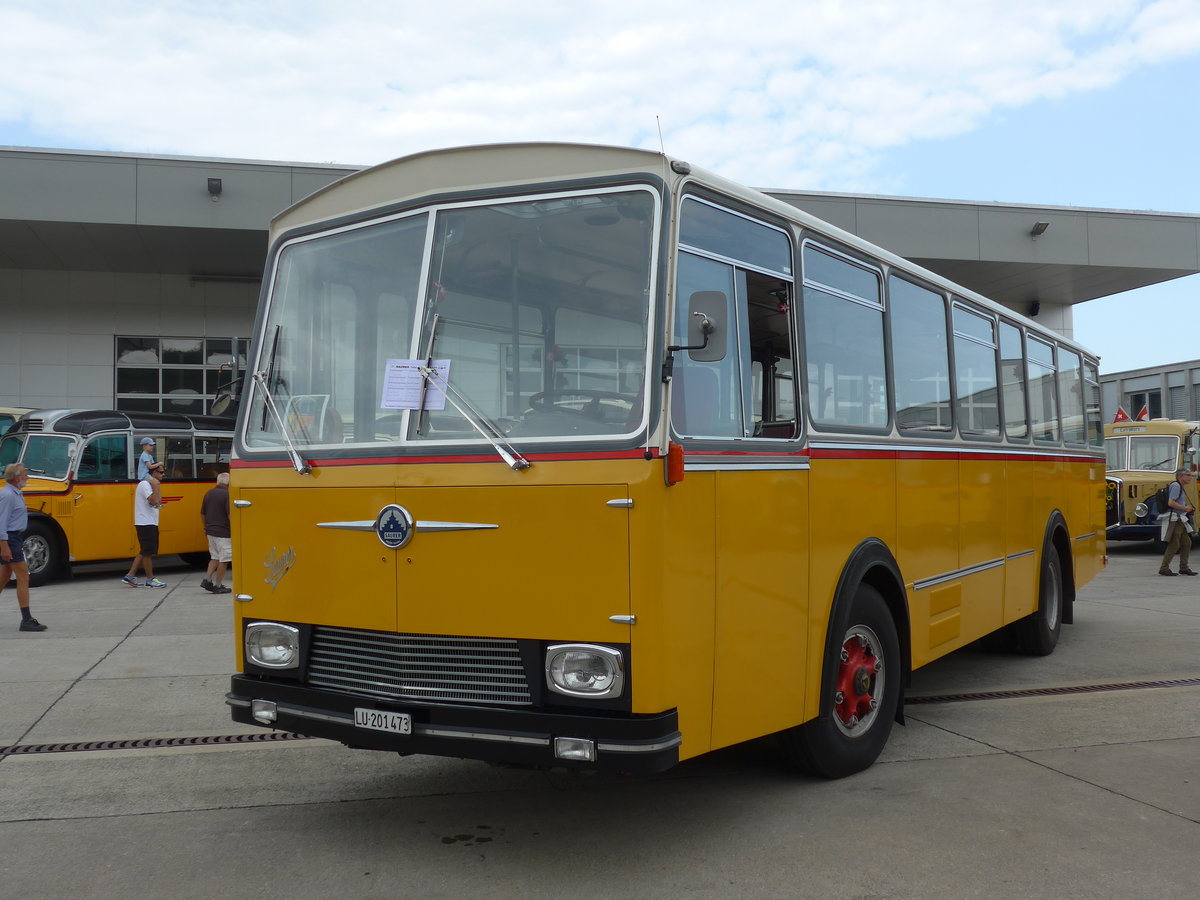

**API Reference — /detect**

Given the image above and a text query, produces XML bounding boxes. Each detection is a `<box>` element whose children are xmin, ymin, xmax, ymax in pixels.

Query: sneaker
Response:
<box><xmin>1181</xmin><ymin>569</ymin><xmax>1199</xmax><ymax>576</ymax></box>
<box><xmin>122</xmin><ymin>574</ymin><xmax>140</xmax><ymax>587</ymax></box>
<box><xmin>200</xmin><ymin>579</ymin><xmax>214</xmax><ymax>592</ymax></box>
<box><xmin>211</xmin><ymin>584</ymin><xmax>232</xmax><ymax>594</ymax></box>
<box><xmin>19</xmin><ymin>618</ymin><xmax>47</xmax><ymax>632</ymax></box>
<box><xmin>144</xmin><ymin>578</ymin><xmax>167</xmax><ymax>588</ymax></box>
<box><xmin>1159</xmin><ymin>569</ymin><xmax>1178</xmax><ymax>576</ymax></box>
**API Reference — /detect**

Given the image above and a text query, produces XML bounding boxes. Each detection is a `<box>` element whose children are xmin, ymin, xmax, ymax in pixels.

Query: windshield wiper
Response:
<box><xmin>252</xmin><ymin>326</ymin><xmax>311</xmax><ymax>475</ymax></box>
<box><xmin>415</xmin><ymin>313</ymin><xmax>529</xmax><ymax>471</ymax></box>
<box><xmin>418</xmin><ymin>363</ymin><xmax>531</xmax><ymax>471</ymax></box>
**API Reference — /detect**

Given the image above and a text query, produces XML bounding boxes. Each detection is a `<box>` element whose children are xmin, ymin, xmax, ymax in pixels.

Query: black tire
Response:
<box><xmin>1013</xmin><ymin>544</ymin><xmax>1064</xmax><ymax>656</ymax></box>
<box><xmin>22</xmin><ymin>519</ymin><xmax>63</xmax><ymax>587</ymax></box>
<box><xmin>179</xmin><ymin>552</ymin><xmax>212</xmax><ymax>569</ymax></box>
<box><xmin>782</xmin><ymin>584</ymin><xmax>901</xmax><ymax>779</ymax></box>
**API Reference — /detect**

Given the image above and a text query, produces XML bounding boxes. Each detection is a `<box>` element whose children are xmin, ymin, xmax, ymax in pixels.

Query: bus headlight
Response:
<box><xmin>245</xmin><ymin>622</ymin><xmax>300</xmax><ymax>669</ymax></box>
<box><xmin>1134</xmin><ymin>502</ymin><xmax>1148</xmax><ymax>519</ymax></box>
<box><xmin>545</xmin><ymin>644</ymin><xmax>624</xmax><ymax>699</ymax></box>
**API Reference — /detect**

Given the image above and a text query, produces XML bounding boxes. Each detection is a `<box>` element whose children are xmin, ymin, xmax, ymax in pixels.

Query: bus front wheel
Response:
<box><xmin>782</xmin><ymin>584</ymin><xmax>901</xmax><ymax>779</ymax></box>
<box><xmin>22</xmin><ymin>520</ymin><xmax>63</xmax><ymax>587</ymax></box>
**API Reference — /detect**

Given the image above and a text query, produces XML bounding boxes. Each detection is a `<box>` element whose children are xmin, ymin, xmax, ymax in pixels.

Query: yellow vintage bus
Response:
<box><xmin>1104</xmin><ymin>419</ymin><xmax>1199</xmax><ymax>543</ymax></box>
<box><xmin>226</xmin><ymin>143</ymin><xmax>1107</xmax><ymax>778</ymax></box>
<box><xmin>0</xmin><ymin>409</ymin><xmax>233</xmax><ymax>584</ymax></box>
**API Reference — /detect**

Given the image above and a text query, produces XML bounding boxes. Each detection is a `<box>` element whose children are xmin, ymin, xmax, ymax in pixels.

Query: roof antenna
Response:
<box><xmin>656</xmin><ymin>115</ymin><xmax>666</xmax><ymax>155</ymax></box>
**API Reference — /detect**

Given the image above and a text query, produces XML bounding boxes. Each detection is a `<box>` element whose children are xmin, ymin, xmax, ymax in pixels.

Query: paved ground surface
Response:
<box><xmin>0</xmin><ymin>543</ymin><xmax>1197</xmax><ymax>899</ymax></box>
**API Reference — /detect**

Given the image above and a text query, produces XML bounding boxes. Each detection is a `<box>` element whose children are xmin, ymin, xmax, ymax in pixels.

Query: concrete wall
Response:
<box><xmin>0</xmin><ymin>266</ymin><xmax>256</xmax><ymax>409</ymax></box>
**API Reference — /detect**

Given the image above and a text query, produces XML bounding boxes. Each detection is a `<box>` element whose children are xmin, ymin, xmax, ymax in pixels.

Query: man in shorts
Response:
<box><xmin>123</xmin><ymin>462</ymin><xmax>167</xmax><ymax>588</ymax></box>
<box><xmin>0</xmin><ymin>462</ymin><xmax>47</xmax><ymax>631</ymax></box>
<box><xmin>200</xmin><ymin>472</ymin><xmax>232</xmax><ymax>594</ymax></box>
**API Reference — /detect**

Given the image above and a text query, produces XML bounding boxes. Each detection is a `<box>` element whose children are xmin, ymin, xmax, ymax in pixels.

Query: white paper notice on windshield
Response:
<box><xmin>381</xmin><ymin>359</ymin><xmax>450</xmax><ymax>410</ymax></box>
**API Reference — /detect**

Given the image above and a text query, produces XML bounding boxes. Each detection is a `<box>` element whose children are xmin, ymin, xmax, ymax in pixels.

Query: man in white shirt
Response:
<box><xmin>123</xmin><ymin>462</ymin><xmax>167</xmax><ymax>588</ymax></box>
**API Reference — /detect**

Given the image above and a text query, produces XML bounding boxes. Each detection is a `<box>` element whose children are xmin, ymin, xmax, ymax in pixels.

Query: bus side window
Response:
<box><xmin>165</xmin><ymin>437</ymin><xmax>195</xmax><ymax>479</ymax></box>
<box><xmin>76</xmin><ymin>435</ymin><xmax>128</xmax><ymax>482</ymax></box>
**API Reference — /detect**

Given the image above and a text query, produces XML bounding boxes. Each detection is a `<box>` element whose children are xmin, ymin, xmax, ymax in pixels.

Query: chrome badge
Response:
<box><xmin>376</xmin><ymin>504</ymin><xmax>415</xmax><ymax>548</ymax></box>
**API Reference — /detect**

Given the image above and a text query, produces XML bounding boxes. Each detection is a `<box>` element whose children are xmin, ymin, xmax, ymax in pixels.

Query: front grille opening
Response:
<box><xmin>306</xmin><ymin>626</ymin><xmax>533</xmax><ymax>706</ymax></box>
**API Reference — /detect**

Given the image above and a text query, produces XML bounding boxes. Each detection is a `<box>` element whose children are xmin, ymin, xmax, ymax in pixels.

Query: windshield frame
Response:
<box><xmin>238</xmin><ymin>179</ymin><xmax>665</xmax><ymax>459</ymax></box>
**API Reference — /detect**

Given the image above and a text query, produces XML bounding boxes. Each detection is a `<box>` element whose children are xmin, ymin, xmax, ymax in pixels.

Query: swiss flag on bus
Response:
<box><xmin>1135</xmin><ymin>405</ymin><xmax>1150</xmax><ymax>421</ymax></box>
<box><xmin>1113</xmin><ymin>407</ymin><xmax>1130</xmax><ymax>423</ymax></box>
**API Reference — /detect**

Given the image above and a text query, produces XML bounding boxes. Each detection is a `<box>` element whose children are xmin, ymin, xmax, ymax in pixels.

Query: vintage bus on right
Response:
<box><xmin>1104</xmin><ymin>419</ymin><xmax>1200</xmax><ymax>543</ymax></box>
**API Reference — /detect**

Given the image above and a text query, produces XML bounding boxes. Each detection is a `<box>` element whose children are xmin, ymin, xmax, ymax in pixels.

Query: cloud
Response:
<box><xmin>1</xmin><ymin>0</ymin><xmax>1199</xmax><ymax>188</ymax></box>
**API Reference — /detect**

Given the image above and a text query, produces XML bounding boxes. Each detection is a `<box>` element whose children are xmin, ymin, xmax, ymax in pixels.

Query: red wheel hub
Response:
<box><xmin>834</xmin><ymin>635</ymin><xmax>877</xmax><ymax>727</ymax></box>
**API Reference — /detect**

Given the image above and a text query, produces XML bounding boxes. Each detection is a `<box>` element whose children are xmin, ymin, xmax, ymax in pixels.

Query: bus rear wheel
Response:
<box><xmin>782</xmin><ymin>584</ymin><xmax>900</xmax><ymax>779</ymax></box>
<box><xmin>1013</xmin><ymin>546</ymin><xmax>1063</xmax><ymax>656</ymax></box>
<box><xmin>22</xmin><ymin>520</ymin><xmax>63</xmax><ymax>587</ymax></box>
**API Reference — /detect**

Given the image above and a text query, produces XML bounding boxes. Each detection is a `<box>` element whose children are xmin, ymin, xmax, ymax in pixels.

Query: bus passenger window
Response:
<box><xmin>999</xmin><ymin>322</ymin><xmax>1028</xmax><ymax>440</ymax></box>
<box><xmin>76</xmin><ymin>435</ymin><xmax>128</xmax><ymax>482</ymax></box>
<box><xmin>953</xmin><ymin>303</ymin><xmax>1000</xmax><ymax>438</ymax></box>
<box><xmin>1028</xmin><ymin>337</ymin><xmax>1059</xmax><ymax>442</ymax></box>
<box><xmin>803</xmin><ymin>245</ymin><xmax>886</xmax><ymax>430</ymax></box>
<box><xmin>165</xmin><ymin>437</ymin><xmax>195</xmax><ymax>479</ymax></box>
<box><xmin>889</xmin><ymin>276</ymin><xmax>950</xmax><ymax>433</ymax></box>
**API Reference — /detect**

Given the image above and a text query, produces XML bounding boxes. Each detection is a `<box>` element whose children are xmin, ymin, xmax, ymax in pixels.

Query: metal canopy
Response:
<box><xmin>1</xmin><ymin>148</ymin><xmax>1197</xmax><ymax>310</ymax></box>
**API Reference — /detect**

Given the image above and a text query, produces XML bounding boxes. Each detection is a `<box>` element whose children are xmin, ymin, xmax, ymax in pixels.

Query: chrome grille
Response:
<box><xmin>306</xmin><ymin>626</ymin><xmax>532</xmax><ymax>706</ymax></box>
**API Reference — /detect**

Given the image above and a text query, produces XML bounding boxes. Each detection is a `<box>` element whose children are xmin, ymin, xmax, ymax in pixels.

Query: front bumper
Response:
<box><xmin>1106</xmin><ymin>524</ymin><xmax>1159</xmax><ymax>542</ymax></box>
<box><xmin>227</xmin><ymin>675</ymin><xmax>681</xmax><ymax>774</ymax></box>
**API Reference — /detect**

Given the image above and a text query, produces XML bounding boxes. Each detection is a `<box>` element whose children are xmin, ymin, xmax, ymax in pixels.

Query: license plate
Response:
<box><xmin>353</xmin><ymin>708</ymin><xmax>412</xmax><ymax>735</ymax></box>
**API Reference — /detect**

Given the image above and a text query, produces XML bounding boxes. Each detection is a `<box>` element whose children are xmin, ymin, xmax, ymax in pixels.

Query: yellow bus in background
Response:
<box><xmin>1104</xmin><ymin>419</ymin><xmax>1199</xmax><ymax>544</ymax></box>
<box><xmin>0</xmin><ymin>409</ymin><xmax>233</xmax><ymax>584</ymax></box>
<box><xmin>226</xmin><ymin>143</ymin><xmax>1106</xmax><ymax>778</ymax></box>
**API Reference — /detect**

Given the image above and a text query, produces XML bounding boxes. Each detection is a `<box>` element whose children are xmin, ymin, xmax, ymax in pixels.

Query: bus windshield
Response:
<box><xmin>1126</xmin><ymin>435</ymin><xmax>1180</xmax><ymax>470</ymax></box>
<box><xmin>0</xmin><ymin>433</ymin><xmax>76</xmax><ymax>480</ymax></box>
<box><xmin>245</xmin><ymin>187</ymin><xmax>659</xmax><ymax>451</ymax></box>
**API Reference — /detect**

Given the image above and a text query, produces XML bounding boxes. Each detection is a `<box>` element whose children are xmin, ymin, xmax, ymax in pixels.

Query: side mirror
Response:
<box><xmin>686</xmin><ymin>291</ymin><xmax>726</xmax><ymax>362</ymax></box>
<box><xmin>211</xmin><ymin>394</ymin><xmax>236</xmax><ymax>417</ymax></box>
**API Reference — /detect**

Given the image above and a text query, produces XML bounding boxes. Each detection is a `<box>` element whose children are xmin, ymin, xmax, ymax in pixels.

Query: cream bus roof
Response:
<box><xmin>269</xmin><ymin>141</ymin><xmax>1097</xmax><ymax>360</ymax></box>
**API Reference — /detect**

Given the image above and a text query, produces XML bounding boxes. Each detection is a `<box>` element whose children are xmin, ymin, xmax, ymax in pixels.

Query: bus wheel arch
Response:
<box><xmin>1014</xmin><ymin>512</ymin><xmax>1074</xmax><ymax>656</ymax></box>
<box><xmin>782</xmin><ymin>539</ymin><xmax>909</xmax><ymax>779</ymax></box>
<box><xmin>23</xmin><ymin>516</ymin><xmax>67</xmax><ymax>587</ymax></box>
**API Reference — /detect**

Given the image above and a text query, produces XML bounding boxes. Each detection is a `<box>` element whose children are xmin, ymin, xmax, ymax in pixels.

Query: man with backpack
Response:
<box><xmin>1158</xmin><ymin>468</ymin><xmax>1197</xmax><ymax>576</ymax></box>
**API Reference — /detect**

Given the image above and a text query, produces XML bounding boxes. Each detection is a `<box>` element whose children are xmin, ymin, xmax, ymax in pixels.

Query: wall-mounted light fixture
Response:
<box><xmin>1028</xmin><ymin>300</ymin><xmax>1041</xmax><ymax>317</ymax></box>
<box><xmin>1030</xmin><ymin>221</ymin><xmax>1049</xmax><ymax>238</ymax></box>
<box><xmin>207</xmin><ymin>177</ymin><xmax>223</xmax><ymax>201</ymax></box>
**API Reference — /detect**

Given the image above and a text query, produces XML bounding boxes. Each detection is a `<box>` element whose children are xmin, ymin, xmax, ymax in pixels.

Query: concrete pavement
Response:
<box><xmin>0</xmin><ymin>544</ymin><xmax>1197</xmax><ymax>899</ymax></box>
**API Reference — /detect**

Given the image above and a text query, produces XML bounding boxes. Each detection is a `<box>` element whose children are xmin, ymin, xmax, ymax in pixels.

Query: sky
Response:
<box><xmin>2</xmin><ymin>0</ymin><xmax>1199</xmax><ymax>373</ymax></box>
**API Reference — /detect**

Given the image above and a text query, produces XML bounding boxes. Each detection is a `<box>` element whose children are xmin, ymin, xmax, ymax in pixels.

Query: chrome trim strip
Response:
<box><xmin>417</xmin><ymin>727</ymin><xmax>548</xmax><ymax>746</ymax></box>
<box><xmin>686</xmin><ymin>462</ymin><xmax>811</xmax><ymax>472</ymax></box>
<box><xmin>225</xmin><ymin>697</ymin><xmax>250</xmax><ymax>708</ymax></box>
<box><xmin>1074</xmin><ymin>532</ymin><xmax>1097</xmax><ymax>542</ymax></box>
<box><xmin>596</xmin><ymin>733</ymin><xmax>683</xmax><ymax>754</ymax></box>
<box><xmin>415</xmin><ymin>521</ymin><xmax>499</xmax><ymax>533</ymax></box>
<box><xmin>913</xmin><ymin>557</ymin><xmax>1005</xmax><ymax>591</ymax></box>
<box><xmin>316</xmin><ymin>519</ymin><xmax>498</xmax><ymax>533</ymax></box>
<box><xmin>1007</xmin><ymin>550</ymin><xmax>1035</xmax><ymax>561</ymax></box>
<box><xmin>606</xmin><ymin>499</ymin><xmax>634</xmax><ymax>508</ymax></box>
<box><xmin>316</xmin><ymin>520</ymin><xmax>375</xmax><ymax>531</ymax></box>
<box><xmin>808</xmin><ymin>439</ymin><xmax>1102</xmax><ymax>460</ymax></box>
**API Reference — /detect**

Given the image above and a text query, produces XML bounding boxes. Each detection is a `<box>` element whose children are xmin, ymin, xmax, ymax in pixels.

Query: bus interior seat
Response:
<box><xmin>756</xmin><ymin>421</ymin><xmax>795</xmax><ymax>438</ymax></box>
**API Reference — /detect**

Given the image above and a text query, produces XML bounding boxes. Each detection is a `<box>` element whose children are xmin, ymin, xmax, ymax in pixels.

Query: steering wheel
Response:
<box><xmin>526</xmin><ymin>390</ymin><xmax>633</xmax><ymax>422</ymax></box>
